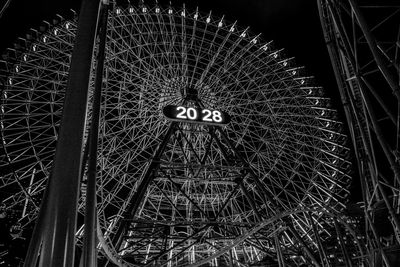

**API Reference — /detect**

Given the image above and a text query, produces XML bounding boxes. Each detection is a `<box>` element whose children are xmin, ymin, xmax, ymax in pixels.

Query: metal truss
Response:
<box><xmin>0</xmin><ymin>2</ymin><xmax>362</xmax><ymax>266</ymax></box>
<box><xmin>318</xmin><ymin>0</ymin><xmax>400</xmax><ymax>265</ymax></box>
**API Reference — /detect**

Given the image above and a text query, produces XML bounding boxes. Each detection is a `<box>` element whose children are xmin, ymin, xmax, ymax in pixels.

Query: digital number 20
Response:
<box><xmin>177</xmin><ymin>106</ymin><xmax>197</xmax><ymax>120</ymax></box>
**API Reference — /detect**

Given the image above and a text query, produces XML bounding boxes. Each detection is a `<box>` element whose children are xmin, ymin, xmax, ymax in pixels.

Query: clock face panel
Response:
<box><xmin>162</xmin><ymin>105</ymin><xmax>231</xmax><ymax>125</ymax></box>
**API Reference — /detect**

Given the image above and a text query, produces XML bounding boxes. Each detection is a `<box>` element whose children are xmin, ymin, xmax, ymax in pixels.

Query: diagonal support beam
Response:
<box><xmin>287</xmin><ymin>223</ymin><xmax>321</xmax><ymax>267</ymax></box>
<box><xmin>208</xmin><ymin>127</ymin><xmax>266</xmax><ymax>220</ymax></box>
<box><xmin>143</xmin><ymin>225</ymin><xmax>210</xmax><ymax>267</ymax></box>
<box><xmin>216</xmin><ymin>127</ymin><xmax>280</xmax><ymax>213</ymax></box>
<box><xmin>112</xmin><ymin>122</ymin><xmax>177</xmax><ymax>250</ymax></box>
<box><xmin>160</xmin><ymin>170</ymin><xmax>209</xmax><ymax>218</ymax></box>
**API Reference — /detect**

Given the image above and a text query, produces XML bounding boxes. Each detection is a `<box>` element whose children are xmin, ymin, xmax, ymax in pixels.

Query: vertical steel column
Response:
<box><xmin>23</xmin><ymin>177</ymin><xmax>50</xmax><ymax>266</ymax></box>
<box><xmin>308</xmin><ymin>212</ymin><xmax>329</xmax><ymax>266</ymax></box>
<box><xmin>334</xmin><ymin>220</ymin><xmax>353</xmax><ymax>267</ymax></box>
<box><xmin>364</xmin><ymin>211</ymin><xmax>391</xmax><ymax>267</ymax></box>
<box><xmin>348</xmin><ymin>0</ymin><xmax>400</xmax><ymax>100</ymax></box>
<box><xmin>287</xmin><ymin>224</ymin><xmax>321</xmax><ymax>267</ymax></box>
<box><xmin>82</xmin><ymin>2</ymin><xmax>109</xmax><ymax>267</ymax></box>
<box><xmin>317</xmin><ymin>3</ymin><xmax>399</xmax><ymax>264</ymax></box>
<box><xmin>357</xmin><ymin>74</ymin><xmax>400</xmax><ymax>232</ymax></box>
<box><xmin>229</xmin><ymin>249</ymin><xmax>234</xmax><ymax>267</ymax></box>
<box><xmin>23</xmin><ymin>0</ymin><xmax>102</xmax><ymax>266</ymax></box>
<box><xmin>274</xmin><ymin>233</ymin><xmax>286</xmax><ymax>267</ymax></box>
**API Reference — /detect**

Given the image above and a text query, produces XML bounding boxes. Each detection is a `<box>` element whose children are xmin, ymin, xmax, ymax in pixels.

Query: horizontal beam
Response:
<box><xmin>125</xmin><ymin>219</ymin><xmax>257</xmax><ymax>227</ymax></box>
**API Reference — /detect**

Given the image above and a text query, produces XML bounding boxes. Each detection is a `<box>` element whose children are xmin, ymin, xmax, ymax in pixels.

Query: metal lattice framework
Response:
<box><xmin>0</xmin><ymin>3</ymin><xmax>361</xmax><ymax>266</ymax></box>
<box><xmin>318</xmin><ymin>0</ymin><xmax>400</xmax><ymax>266</ymax></box>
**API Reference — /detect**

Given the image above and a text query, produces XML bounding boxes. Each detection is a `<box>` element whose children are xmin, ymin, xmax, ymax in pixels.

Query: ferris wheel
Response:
<box><xmin>0</xmin><ymin>3</ymin><xmax>361</xmax><ymax>266</ymax></box>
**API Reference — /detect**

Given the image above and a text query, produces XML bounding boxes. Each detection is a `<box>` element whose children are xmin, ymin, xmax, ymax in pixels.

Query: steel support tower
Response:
<box><xmin>318</xmin><ymin>0</ymin><xmax>400</xmax><ymax>265</ymax></box>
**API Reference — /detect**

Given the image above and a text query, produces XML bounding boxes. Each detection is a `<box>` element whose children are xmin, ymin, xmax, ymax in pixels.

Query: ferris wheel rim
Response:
<box><xmin>0</xmin><ymin>3</ymin><xmax>355</xmax><ymax>266</ymax></box>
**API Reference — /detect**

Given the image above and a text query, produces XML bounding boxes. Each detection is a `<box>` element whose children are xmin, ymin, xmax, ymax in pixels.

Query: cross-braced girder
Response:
<box><xmin>318</xmin><ymin>0</ymin><xmax>400</xmax><ymax>265</ymax></box>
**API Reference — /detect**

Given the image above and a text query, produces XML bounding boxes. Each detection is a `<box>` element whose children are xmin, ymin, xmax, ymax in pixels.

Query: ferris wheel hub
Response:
<box><xmin>183</xmin><ymin>87</ymin><xmax>199</xmax><ymax>102</ymax></box>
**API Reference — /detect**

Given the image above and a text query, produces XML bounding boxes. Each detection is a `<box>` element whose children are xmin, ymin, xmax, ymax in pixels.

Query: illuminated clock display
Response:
<box><xmin>163</xmin><ymin>105</ymin><xmax>231</xmax><ymax>125</ymax></box>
